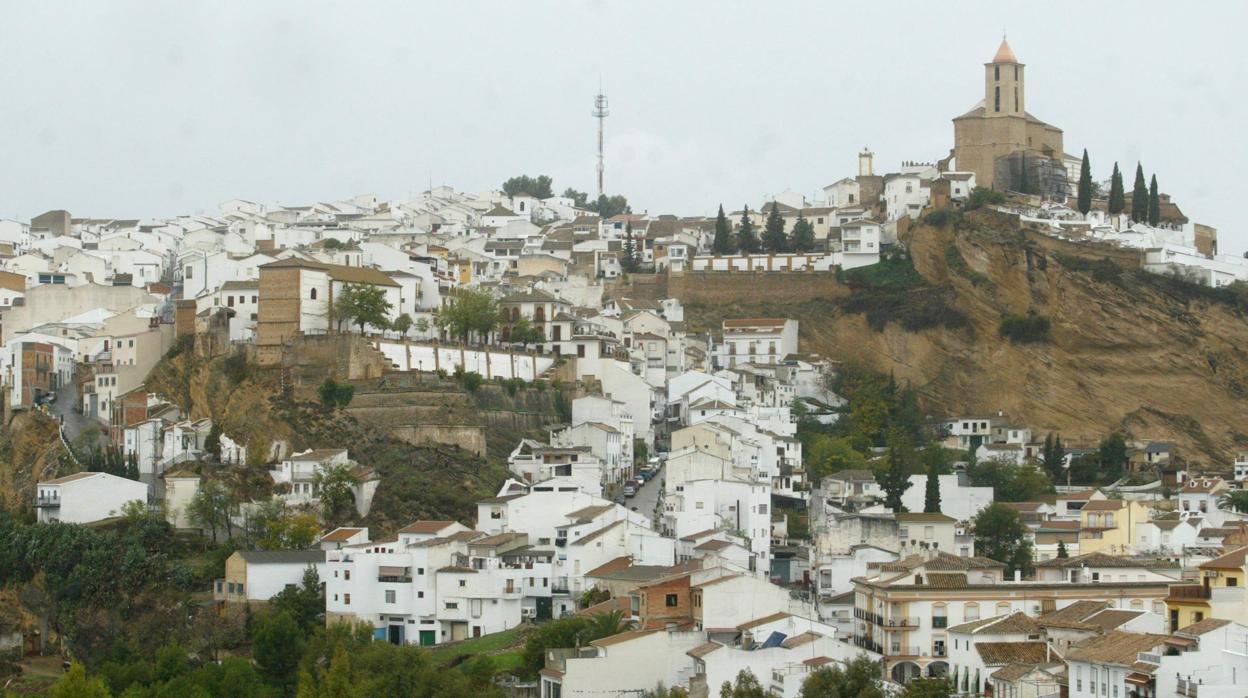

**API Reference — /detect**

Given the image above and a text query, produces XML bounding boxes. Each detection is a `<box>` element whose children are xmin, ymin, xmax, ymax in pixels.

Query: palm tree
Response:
<box><xmin>1220</xmin><ymin>490</ymin><xmax>1248</xmax><ymax>514</ymax></box>
<box><xmin>580</xmin><ymin>609</ymin><xmax>633</xmax><ymax>642</ymax></box>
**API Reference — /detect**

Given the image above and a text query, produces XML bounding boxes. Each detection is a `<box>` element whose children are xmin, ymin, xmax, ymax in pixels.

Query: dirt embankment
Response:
<box><xmin>683</xmin><ymin>210</ymin><xmax>1248</xmax><ymax>465</ymax></box>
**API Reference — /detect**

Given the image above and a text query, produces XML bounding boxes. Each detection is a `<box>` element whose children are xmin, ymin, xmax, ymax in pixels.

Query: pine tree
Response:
<box><xmin>762</xmin><ymin>202</ymin><xmax>788</xmax><ymax>253</ymax></box>
<box><xmin>1108</xmin><ymin>162</ymin><xmax>1125</xmax><ymax>215</ymax></box>
<box><xmin>1148</xmin><ymin>174</ymin><xmax>1161</xmax><ymax>227</ymax></box>
<box><xmin>1076</xmin><ymin>149</ymin><xmax>1092</xmax><ymax>215</ymax></box>
<box><xmin>1056</xmin><ymin>540</ymin><xmax>1068</xmax><ymax>558</ymax></box>
<box><xmin>1131</xmin><ymin>163</ymin><xmax>1148</xmax><ymax>222</ymax></box>
<box><xmin>924</xmin><ymin>465</ymin><xmax>942</xmax><ymax>513</ymax></box>
<box><xmin>736</xmin><ymin>206</ymin><xmax>759</xmax><ymax>254</ymax></box>
<box><xmin>791</xmin><ymin>213</ymin><xmax>815</xmax><ymax>252</ymax></box>
<box><xmin>712</xmin><ymin>204</ymin><xmax>733</xmax><ymax>255</ymax></box>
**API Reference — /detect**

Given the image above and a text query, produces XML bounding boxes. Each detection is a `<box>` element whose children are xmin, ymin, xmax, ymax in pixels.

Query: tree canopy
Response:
<box><xmin>437</xmin><ymin>288</ymin><xmax>499</xmax><ymax>344</ymax></box>
<box><xmin>502</xmin><ymin>175</ymin><xmax>553</xmax><ymax>199</ymax></box>
<box><xmin>333</xmin><ymin>283</ymin><xmax>392</xmax><ymax>334</ymax></box>
<box><xmin>973</xmin><ymin>503</ymin><xmax>1033</xmax><ymax>575</ymax></box>
<box><xmin>762</xmin><ymin>203</ymin><xmax>788</xmax><ymax>253</ymax></box>
<box><xmin>1108</xmin><ymin>162</ymin><xmax>1126</xmax><ymax>215</ymax></box>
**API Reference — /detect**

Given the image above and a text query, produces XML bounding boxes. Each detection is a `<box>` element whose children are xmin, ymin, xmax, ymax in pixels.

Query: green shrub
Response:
<box><xmin>318</xmin><ymin>378</ymin><xmax>355</xmax><ymax>408</ymax></box>
<box><xmin>923</xmin><ymin>208</ymin><xmax>958</xmax><ymax>227</ymax></box>
<box><xmin>222</xmin><ymin>350</ymin><xmax>250</xmax><ymax>385</ymax></box>
<box><xmin>999</xmin><ymin>312</ymin><xmax>1052</xmax><ymax>343</ymax></box>
<box><xmin>964</xmin><ymin>186</ymin><xmax>1006</xmax><ymax>210</ymax></box>
<box><xmin>458</xmin><ymin>371</ymin><xmax>483</xmax><ymax>393</ymax></box>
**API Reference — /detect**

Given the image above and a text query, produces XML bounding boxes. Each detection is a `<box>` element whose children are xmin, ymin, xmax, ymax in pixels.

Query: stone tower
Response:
<box><xmin>984</xmin><ymin>39</ymin><xmax>1024</xmax><ymax>118</ymax></box>
<box><xmin>953</xmin><ymin>38</ymin><xmax>1064</xmax><ymax>193</ymax></box>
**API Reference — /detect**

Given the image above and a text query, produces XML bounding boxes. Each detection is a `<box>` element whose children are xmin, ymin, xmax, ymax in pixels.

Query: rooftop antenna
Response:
<box><xmin>593</xmin><ymin>79</ymin><xmax>609</xmax><ymax>199</ymax></box>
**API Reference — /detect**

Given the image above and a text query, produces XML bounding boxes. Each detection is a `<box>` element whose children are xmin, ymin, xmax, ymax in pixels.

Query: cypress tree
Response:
<box><xmin>924</xmin><ymin>465</ymin><xmax>942</xmax><ymax>513</ymax></box>
<box><xmin>1130</xmin><ymin>163</ymin><xmax>1148</xmax><ymax>222</ymax></box>
<box><xmin>622</xmin><ymin>221</ymin><xmax>636</xmax><ymax>273</ymax></box>
<box><xmin>1148</xmin><ymin>174</ymin><xmax>1161</xmax><ymax>227</ymax></box>
<box><xmin>762</xmin><ymin>202</ymin><xmax>787</xmax><ymax>253</ymax></box>
<box><xmin>736</xmin><ymin>206</ymin><xmax>759</xmax><ymax>254</ymax></box>
<box><xmin>1056</xmin><ymin>540</ymin><xmax>1068</xmax><ymax>558</ymax></box>
<box><xmin>1108</xmin><ymin>162</ymin><xmax>1125</xmax><ymax>215</ymax></box>
<box><xmin>712</xmin><ymin>204</ymin><xmax>733</xmax><ymax>255</ymax></box>
<box><xmin>1076</xmin><ymin>149</ymin><xmax>1092</xmax><ymax>215</ymax></box>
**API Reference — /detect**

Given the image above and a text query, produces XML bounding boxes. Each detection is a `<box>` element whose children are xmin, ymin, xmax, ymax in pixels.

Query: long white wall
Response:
<box><xmin>374</xmin><ymin>341</ymin><xmax>553</xmax><ymax>380</ymax></box>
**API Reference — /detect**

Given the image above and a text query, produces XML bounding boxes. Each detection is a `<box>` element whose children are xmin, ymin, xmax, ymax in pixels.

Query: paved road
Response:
<box><xmin>47</xmin><ymin>377</ymin><xmax>97</xmax><ymax>447</ymax></box>
<box><xmin>627</xmin><ymin>463</ymin><xmax>665</xmax><ymax>527</ymax></box>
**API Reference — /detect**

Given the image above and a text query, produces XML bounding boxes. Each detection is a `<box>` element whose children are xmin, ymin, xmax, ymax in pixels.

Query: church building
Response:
<box><xmin>953</xmin><ymin>39</ymin><xmax>1067</xmax><ymax>196</ymax></box>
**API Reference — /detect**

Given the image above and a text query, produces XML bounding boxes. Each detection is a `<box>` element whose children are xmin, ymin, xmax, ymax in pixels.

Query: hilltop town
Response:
<box><xmin>1</xmin><ymin>39</ymin><xmax>1247</xmax><ymax>698</ymax></box>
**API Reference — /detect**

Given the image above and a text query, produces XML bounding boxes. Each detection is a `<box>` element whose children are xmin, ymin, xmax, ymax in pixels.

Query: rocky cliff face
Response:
<box><xmin>686</xmin><ymin>210</ymin><xmax>1248</xmax><ymax>465</ymax></box>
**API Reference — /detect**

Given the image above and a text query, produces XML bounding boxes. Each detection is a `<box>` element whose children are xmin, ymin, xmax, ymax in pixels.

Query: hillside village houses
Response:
<box><xmin>6</xmin><ymin>38</ymin><xmax>1248</xmax><ymax>698</ymax></box>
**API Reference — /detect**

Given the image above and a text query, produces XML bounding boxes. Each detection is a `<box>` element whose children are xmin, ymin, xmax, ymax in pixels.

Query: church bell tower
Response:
<box><xmin>984</xmin><ymin>38</ymin><xmax>1024</xmax><ymax>118</ymax></box>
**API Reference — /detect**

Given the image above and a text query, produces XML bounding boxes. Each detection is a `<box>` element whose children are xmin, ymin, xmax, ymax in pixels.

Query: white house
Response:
<box><xmin>35</xmin><ymin>471</ymin><xmax>148</xmax><ymax>524</ymax></box>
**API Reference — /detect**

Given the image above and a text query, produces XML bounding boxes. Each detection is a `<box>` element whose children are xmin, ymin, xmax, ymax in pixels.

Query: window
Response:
<box><xmin>344</xmin><ymin>593</ymin><xmax>351</xmax><ymax>605</ymax></box>
<box><xmin>1228</xmin><ymin>576</ymin><xmax>1239</xmax><ymax>587</ymax></box>
<box><xmin>385</xmin><ymin>590</ymin><xmax>396</xmax><ymax>604</ymax></box>
<box><xmin>344</xmin><ymin>570</ymin><xmax>350</xmax><ymax>580</ymax></box>
<box><xmin>417</xmin><ymin>591</ymin><xmax>424</xmax><ymax>598</ymax></box>
<box><xmin>311</xmin><ymin>287</ymin><xmax>317</xmax><ymax>300</ymax></box>
<box><xmin>665</xmin><ymin>593</ymin><xmax>678</xmax><ymax>607</ymax></box>
<box><xmin>994</xmin><ymin>65</ymin><xmax>1000</xmax><ymax>81</ymax></box>
<box><xmin>459</xmin><ymin>580</ymin><xmax>466</xmax><ymax>587</ymax></box>
<box><xmin>994</xmin><ymin>86</ymin><xmax>1000</xmax><ymax>112</ymax></box>
<box><xmin>185</xmin><ymin>266</ymin><xmax>193</xmax><ymax>279</ymax></box>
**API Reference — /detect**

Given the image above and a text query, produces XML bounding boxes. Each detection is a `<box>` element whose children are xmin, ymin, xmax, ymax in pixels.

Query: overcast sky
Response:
<box><xmin>2</xmin><ymin>1</ymin><xmax>1245</xmax><ymax>254</ymax></box>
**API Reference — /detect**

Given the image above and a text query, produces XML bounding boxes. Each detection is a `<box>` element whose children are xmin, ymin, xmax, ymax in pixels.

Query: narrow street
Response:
<box><xmin>47</xmin><ymin>376</ymin><xmax>95</xmax><ymax>447</ymax></box>
<box><xmin>628</xmin><ymin>463</ymin><xmax>664</xmax><ymax>527</ymax></box>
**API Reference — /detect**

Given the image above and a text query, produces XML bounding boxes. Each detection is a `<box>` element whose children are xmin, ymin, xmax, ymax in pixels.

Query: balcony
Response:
<box><xmin>35</xmin><ymin>495</ymin><xmax>61</xmax><ymax>508</ymax></box>
<box><xmin>377</xmin><ymin>575</ymin><xmax>413</xmax><ymax>583</ymax></box>
<box><xmin>888</xmin><ymin>645</ymin><xmax>922</xmax><ymax>657</ymax></box>
<box><xmin>1167</xmin><ymin>584</ymin><xmax>1212</xmax><ymax>601</ymax></box>
<box><xmin>881</xmin><ymin>616</ymin><xmax>920</xmax><ymax>629</ymax></box>
<box><xmin>931</xmin><ymin>646</ymin><xmax>947</xmax><ymax>658</ymax></box>
<box><xmin>552</xmin><ymin>577</ymin><xmax>570</xmax><ymax>594</ymax></box>
<box><xmin>852</xmin><ymin>636</ymin><xmax>882</xmax><ymax>654</ymax></box>
<box><xmin>854</xmin><ymin>608</ymin><xmax>883</xmax><ymax>625</ymax></box>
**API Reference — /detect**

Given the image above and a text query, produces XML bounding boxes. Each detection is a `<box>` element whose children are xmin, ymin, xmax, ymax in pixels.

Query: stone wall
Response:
<box><xmin>389</xmin><ymin>424</ymin><xmax>487</xmax><ymax>457</ymax></box>
<box><xmin>667</xmin><ymin>270</ymin><xmax>851</xmax><ymax>305</ymax></box>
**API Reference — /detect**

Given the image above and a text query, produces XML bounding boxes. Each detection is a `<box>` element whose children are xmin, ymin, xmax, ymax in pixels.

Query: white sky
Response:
<box><xmin>2</xmin><ymin>1</ymin><xmax>1245</xmax><ymax>254</ymax></box>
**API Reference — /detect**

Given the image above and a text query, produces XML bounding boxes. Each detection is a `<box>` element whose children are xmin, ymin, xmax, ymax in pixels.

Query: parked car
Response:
<box><xmin>622</xmin><ymin>484</ymin><xmax>637</xmax><ymax>498</ymax></box>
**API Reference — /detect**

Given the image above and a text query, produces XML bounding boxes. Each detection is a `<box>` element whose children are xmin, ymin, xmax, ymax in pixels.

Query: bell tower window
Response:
<box><xmin>994</xmin><ymin>86</ymin><xmax>1000</xmax><ymax>113</ymax></box>
<box><xmin>994</xmin><ymin>65</ymin><xmax>1000</xmax><ymax>81</ymax></box>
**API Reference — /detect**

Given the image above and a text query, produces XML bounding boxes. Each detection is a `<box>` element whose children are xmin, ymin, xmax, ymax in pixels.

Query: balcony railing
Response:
<box><xmin>1167</xmin><ymin>584</ymin><xmax>1212</xmax><ymax>600</ymax></box>
<box><xmin>882</xmin><ymin>616</ymin><xmax>920</xmax><ymax>628</ymax></box>
<box><xmin>35</xmin><ymin>496</ymin><xmax>61</xmax><ymax>508</ymax></box>
<box><xmin>889</xmin><ymin>645</ymin><xmax>922</xmax><ymax>657</ymax></box>
<box><xmin>931</xmin><ymin>646</ymin><xmax>947</xmax><ymax>658</ymax></box>
<box><xmin>1177</xmin><ymin>678</ymin><xmax>1199</xmax><ymax>697</ymax></box>
<box><xmin>377</xmin><ymin>575</ymin><xmax>413</xmax><ymax>583</ymax></box>
<box><xmin>552</xmin><ymin>577</ymin><xmax>570</xmax><ymax>594</ymax></box>
<box><xmin>852</xmin><ymin>636</ymin><xmax>882</xmax><ymax>654</ymax></box>
<box><xmin>854</xmin><ymin>608</ymin><xmax>883</xmax><ymax>625</ymax></box>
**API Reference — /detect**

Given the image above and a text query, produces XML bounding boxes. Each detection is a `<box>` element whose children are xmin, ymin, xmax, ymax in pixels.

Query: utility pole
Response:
<box><xmin>593</xmin><ymin>87</ymin><xmax>609</xmax><ymax>199</ymax></box>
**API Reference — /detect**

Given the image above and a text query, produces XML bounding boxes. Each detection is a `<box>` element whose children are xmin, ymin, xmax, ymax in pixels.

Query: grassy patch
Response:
<box><xmin>426</xmin><ymin>625</ymin><xmax>529</xmax><ymax>668</ymax></box>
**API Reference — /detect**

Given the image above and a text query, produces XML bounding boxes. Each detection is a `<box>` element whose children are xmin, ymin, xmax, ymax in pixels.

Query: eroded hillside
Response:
<box><xmin>684</xmin><ymin>209</ymin><xmax>1248</xmax><ymax>465</ymax></box>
